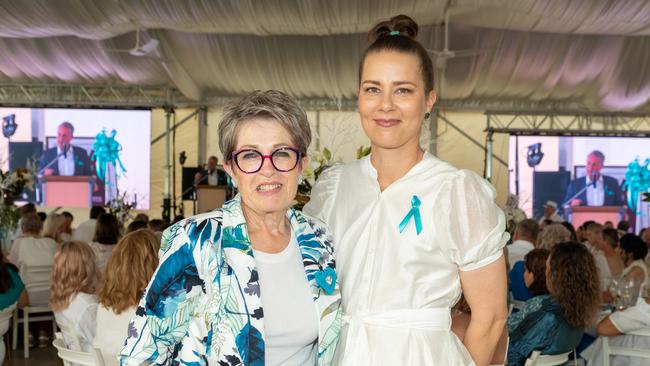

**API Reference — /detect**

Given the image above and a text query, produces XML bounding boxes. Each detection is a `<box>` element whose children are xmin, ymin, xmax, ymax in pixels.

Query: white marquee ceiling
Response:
<box><xmin>2</xmin><ymin>0</ymin><xmax>650</xmax><ymax>111</ymax></box>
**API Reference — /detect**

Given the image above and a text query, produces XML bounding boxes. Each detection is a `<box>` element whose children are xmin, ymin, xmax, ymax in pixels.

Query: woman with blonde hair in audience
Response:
<box><xmin>94</xmin><ymin>229</ymin><xmax>159</xmax><ymax>366</ymax></box>
<box><xmin>42</xmin><ymin>213</ymin><xmax>67</xmax><ymax>243</ymax></box>
<box><xmin>89</xmin><ymin>213</ymin><xmax>121</xmax><ymax>273</ymax></box>
<box><xmin>49</xmin><ymin>241</ymin><xmax>99</xmax><ymax>352</ymax></box>
<box><xmin>507</xmin><ymin>242</ymin><xmax>600</xmax><ymax>365</ymax></box>
<box><xmin>535</xmin><ymin>223</ymin><xmax>572</xmax><ymax>251</ymax></box>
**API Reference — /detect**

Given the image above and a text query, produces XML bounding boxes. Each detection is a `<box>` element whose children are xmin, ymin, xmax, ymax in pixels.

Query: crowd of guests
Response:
<box><xmin>502</xmin><ymin>216</ymin><xmax>650</xmax><ymax>365</ymax></box>
<box><xmin>0</xmin><ymin>203</ymin><xmax>168</xmax><ymax>365</ymax></box>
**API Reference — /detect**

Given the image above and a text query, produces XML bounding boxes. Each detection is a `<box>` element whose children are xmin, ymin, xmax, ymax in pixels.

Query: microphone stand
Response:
<box><xmin>36</xmin><ymin>148</ymin><xmax>68</xmax><ymax>204</ymax></box>
<box><xmin>180</xmin><ymin>172</ymin><xmax>208</xmax><ymax>215</ymax></box>
<box><xmin>562</xmin><ymin>176</ymin><xmax>598</xmax><ymax>220</ymax></box>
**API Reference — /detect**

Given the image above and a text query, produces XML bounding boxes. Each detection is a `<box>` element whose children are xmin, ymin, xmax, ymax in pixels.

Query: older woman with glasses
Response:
<box><xmin>120</xmin><ymin>90</ymin><xmax>341</xmax><ymax>366</ymax></box>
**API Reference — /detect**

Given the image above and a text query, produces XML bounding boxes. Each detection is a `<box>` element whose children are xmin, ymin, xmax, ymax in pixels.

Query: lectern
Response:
<box><xmin>567</xmin><ymin>206</ymin><xmax>624</xmax><ymax>228</ymax></box>
<box><xmin>196</xmin><ymin>185</ymin><xmax>227</xmax><ymax>213</ymax></box>
<box><xmin>43</xmin><ymin>176</ymin><xmax>93</xmax><ymax>207</ymax></box>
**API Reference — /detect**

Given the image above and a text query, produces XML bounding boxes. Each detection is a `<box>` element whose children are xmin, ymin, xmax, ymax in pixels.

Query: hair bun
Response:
<box><xmin>368</xmin><ymin>14</ymin><xmax>419</xmax><ymax>42</ymax></box>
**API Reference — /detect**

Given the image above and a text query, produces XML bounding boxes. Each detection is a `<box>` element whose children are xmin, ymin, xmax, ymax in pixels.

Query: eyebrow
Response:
<box><xmin>238</xmin><ymin>143</ymin><xmax>291</xmax><ymax>149</ymax></box>
<box><xmin>361</xmin><ymin>80</ymin><xmax>417</xmax><ymax>87</ymax></box>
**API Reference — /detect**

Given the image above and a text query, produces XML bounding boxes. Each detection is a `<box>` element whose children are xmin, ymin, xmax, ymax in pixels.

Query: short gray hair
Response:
<box><xmin>59</xmin><ymin>121</ymin><xmax>74</xmax><ymax>134</ymax></box>
<box><xmin>218</xmin><ymin>90</ymin><xmax>311</xmax><ymax>160</ymax></box>
<box><xmin>21</xmin><ymin>213</ymin><xmax>43</xmax><ymax>235</ymax></box>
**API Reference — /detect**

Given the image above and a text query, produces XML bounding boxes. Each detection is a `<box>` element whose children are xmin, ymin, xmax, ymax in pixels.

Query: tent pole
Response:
<box><xmin>162</xmin><ymin>105</ymin><xmax>174</xmax><ymax>223</ymax></box>
<box><xmin>485</xmin><ymin>130</ymin><xmax>494</xmax><ymax>182</ymax></box>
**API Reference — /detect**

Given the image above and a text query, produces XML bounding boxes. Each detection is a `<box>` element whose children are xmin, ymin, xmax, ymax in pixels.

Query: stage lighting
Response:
<box><xmin>2</xmin><ymin>114</ymin><xmax>17</xmax><ymax>138</ymax></box>
<box><xmin>179</xmin><ymin>151</ymin><xmax>187</xmax><ymax>165</ymax></box>
<box><xmin>527</xmin><ymin>143</ymin><xmax>544</xmax><ymax>168</ymax></box>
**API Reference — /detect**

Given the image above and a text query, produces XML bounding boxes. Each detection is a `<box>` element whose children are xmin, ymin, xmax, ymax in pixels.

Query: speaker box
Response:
<box><xmin>533</xmin><ymin>171</ymin><xmax>571</xmax><ymax>220</ymax></box>
<box><xmin>181</xmin><ymin>167</ymin><xmax>202</xmax><ymax>200</ymax></box>
<box><xmin>9</xmin><ymin>141</ymin><xmax>43</xmax><ymax>203</ymax></box>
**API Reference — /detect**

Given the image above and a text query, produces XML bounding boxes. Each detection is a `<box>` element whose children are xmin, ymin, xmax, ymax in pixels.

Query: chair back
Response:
<box><xmin>18</xmin><ymin>263</ymin><xmax>52</xmax><ymax>307</ymax></box>
<box><xmin>602</xmin><ymin>327</ymin><xmax>650</xmax><ymax>366</ymax></box>
<box><xmin>56</xmin><ymin>320</ymin><xmax>83</xmax><ymax>352</ymax></box>
<box><xmin>524</xmin><ymin>350</ymin><xmax>572</xmax><ymax>366</ymax></box>
<box><xmin>53</xmin><ymin>332</ymin><xmax>105</xmax><ymax>366</ymax></box>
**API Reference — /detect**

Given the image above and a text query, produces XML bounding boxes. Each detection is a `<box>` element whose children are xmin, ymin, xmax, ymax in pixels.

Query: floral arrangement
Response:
<box><xmin>107</xmin><ymin>190</ymin><xmax>137</xmax><ymax>229</ymax></box>
<box><xmin>622</xmin><ymin>158</ymin><xmax>650</xmax><ymax>211</ymax></box>
<box><xmin>0</xmin><ymin>167</ymin><xmax>34</xmax><ymax>236</ymax></box>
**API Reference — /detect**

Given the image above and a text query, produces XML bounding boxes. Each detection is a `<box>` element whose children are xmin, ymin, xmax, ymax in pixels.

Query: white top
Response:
<box><xmin>54</xmin><ymin>292</ymin><xmax>98</xmax><ymax>352</ymax></box>
<box><xmin>72</xmin><ymin>219</ymin><xmax>97</xmax><ymax>243</ymax></box>
<box><xmin>88</xmin><ymin>241</ymin><xmax>115</xmax><ymax>274</ymax></box>
<box><xmin>538</xmin><ymin>212</ymin><xmax>562</xmax><ymax>224</ymax></box>
<box><xmin>57</xmin><ymin>145</ymin><xmax>76</xmax><ymax>176</ymax></box>
<box><xmin>585</xmin><ymin>242</ymin><xmax>612</xmax><ymax>290</ymax></box>
<box><xmin>207</xmin><ymin>170</ymin><xmax>219</xmax><ymax>185</ymax></box>
<box><xmin>586</xmin><ymin>176</ymin><xmax>605</xmax><ymax>206</ymax></box>
<box><xmin>8</xmin><ymin>236</ymin><xmax>57</xmax><ymax>307</ymax></box>
<box><xmin>581</xmin><ymin>297</ymin><xmax>650</xmax><ymax>366</ymax></box>
<box><xmin>94</xmin><ymin>305</ymin><xmax>136</xmax><ymax>366</ymax></box>
<box><xmin>253</xmin><ymin>232</ymin><xmax>318</xmax><ymax>366</ymax></box>
<box><xmin>507</xmin><ymin>239</ymin><xmax>535</xmax><ymax>267</ymax></box>
<box><xmin>304</xmin><ymin>153</ymin><xmax>508</xmax><ymax>365</ymax></box>
<box><xmin>621</xmin><ymin>259</ymin><xmax>649</xmax><ymax>298</ymax></box>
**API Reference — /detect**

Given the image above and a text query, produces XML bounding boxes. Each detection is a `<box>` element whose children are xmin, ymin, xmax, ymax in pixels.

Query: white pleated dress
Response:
<box><xmin>304</xmin><ymin>153</ymin><xmax>508</xmax><ymax>365</ymax></box>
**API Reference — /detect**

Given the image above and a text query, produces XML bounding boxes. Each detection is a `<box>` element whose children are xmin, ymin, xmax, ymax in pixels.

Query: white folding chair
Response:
<box><xmin>11</xmin><ymin>263</ymin><xmax>57</xmax><ymax>358</ymax></box>
<box><xmin>602</xmin><ymin>328</ymin><xmax>650</xmax><ymax>366</ymax></box>
<box><xmin>0</xmin><ymin>305</ymin><xmax>15</xmax><ymax>364</ymax></box>
<box><xmin>524</xmin><ymin>350</ymin><xmax>573</xmax><ymax>366</ymax></box>
<box><xmin>56</xmin><ymin>320</ymin><xmax>83</xmax><ymax>352</ymax></box>
<box><xmin>52</xmin><ymin>332</ymin><xmax>105</xmax><ymax>366</ymax></box>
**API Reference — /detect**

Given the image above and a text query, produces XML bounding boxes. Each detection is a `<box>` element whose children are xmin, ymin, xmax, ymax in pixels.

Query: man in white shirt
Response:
<box><xmin>72</xmin><ymin>205</ymin><xmax>106</xmax><ymax>243</ymax></box>
<box><xmin>38</xmin><ymin>122</ymin><xmax>92</xmax><ymax>177</ymax></box>
<box><xmin>563</xmin><ymin>150</ymin><xmax>624</xmax><ymax>207</ymax></box>
<box><xmin>538</xmin><ymin>200</ymin><xmax>563</xmax><ymax>225</ymax></box>
<box><xmin>583</xmin><ymin>222</ymin><xmax>612</xmax><ymax>289</ymax></box>
<box><xmin>194</xmin><ymin>156</ymin><xmax>227</xmax><ymax>186</ymax></box>
<box><xmin>507</xmin><ymin>219</ymin><xmax>540</xmax><ymax>267</ymax></box>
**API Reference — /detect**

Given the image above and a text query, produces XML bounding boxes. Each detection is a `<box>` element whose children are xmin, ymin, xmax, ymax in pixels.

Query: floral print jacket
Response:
<box><xmin>119</xmin><ymin>196</ymin><xmax>342</xmax><ymax>365</ymax></box>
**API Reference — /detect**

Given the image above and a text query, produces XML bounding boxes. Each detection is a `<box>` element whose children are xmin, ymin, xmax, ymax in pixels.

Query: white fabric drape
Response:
<box><xmin>2</xmin><ymin>0</ymin><xmax>650</xmax><ymax>110</ymax></box>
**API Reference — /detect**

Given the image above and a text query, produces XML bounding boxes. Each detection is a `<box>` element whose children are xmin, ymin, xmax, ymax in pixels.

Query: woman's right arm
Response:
<box><xmin>119</xmin><ymin>224</ymin><xmax>211</xmax><ymax>365</ymax></box>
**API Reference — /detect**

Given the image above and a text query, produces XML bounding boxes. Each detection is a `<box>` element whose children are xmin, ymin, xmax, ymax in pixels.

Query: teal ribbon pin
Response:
<box><xmin>399</xmin><ymin>195</ymin><xmax>422</xmax><ymax>235</ymax></box>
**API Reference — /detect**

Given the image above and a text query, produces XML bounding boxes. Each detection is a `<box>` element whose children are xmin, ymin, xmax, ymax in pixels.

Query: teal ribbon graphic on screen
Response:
<box><xmin>92</xmin><ymin>129</ymin><xmax>126</xmax><ymax>182</ymax></box>
<box><xmin>399</xmin><ymin>195</ymin><xmax>422</xmax><ymax>235</ymax></box>
<box><xmin>623</xmin><ymin>158</ymin><xmax>650</xmax><ymax>211</ymax></box>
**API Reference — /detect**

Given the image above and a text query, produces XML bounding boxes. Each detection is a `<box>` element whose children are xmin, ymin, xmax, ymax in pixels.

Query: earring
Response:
<box><xmin>424</xmin><ymin>112</ymin><xmax>431</xmax><ymax>119</ymax></box>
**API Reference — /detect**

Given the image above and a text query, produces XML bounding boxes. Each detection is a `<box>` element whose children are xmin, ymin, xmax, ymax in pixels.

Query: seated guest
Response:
<box><xmin>49</xmin><ymin>241</ymin><xmax>99</xmax><ymax>352</ymax></box>
<box><xmin>561</xmin><ymin>221</ymin><xmax>577</xmax><ymax>242</ymax></box>
<box><xmin>0</xmin><ymin>251</ymin><xmax>28</xmax><ymax>363</ymax></box>
<box><xmin>580</xmin><ymin>296</ymin><xmax>650</xmax><ymax>366</ymax></box>
<box><xmin>11</xmin><ymin>203</ymin><xmax>37</xmax><ymax>242</ymax></box>
<box><xmin>535</xmin><ymin>223</ymin><xmax>572</xmax><ymax>251</ymax></box>
<box><xmin>584</xmin><ymin>222</ymin><xmax>612</xmax><ymax>288</ymax></box>
<box><xmin>617</xmin><ymin>234</ymin><xmax>648</xmax><ymax>297</ymax></box>
<box><xmin>147</xmin><ymin>219</ymin><xmax>165</xmax><ymax>233</ymax></box>
<box><xmin>508</xmin><ymin>242</ymin><xmax>600</xmax><ymax>365</ymax></box>
<box><xmin>508</xmin><ymin>219</ymin><xmax>539</xmax><ymax>267</ymax></box>
<box><xmin>88</xmin><ymin>213</ymin><xmax>121</xmax><ymax>273</ymax></box>
<box><xmin>94</xmin><ymin>229</ymin><xmax>159</xmax><ymax>366</ymax></box>
<box><xmin>602</xmin><ymin>228</ymin><xmax>624</xmax><ymax>278</ymax></box>
<box><xmin>126</xmin><ymin>220</ymin><xmax>148</xmax><ymax>234</ymax></box>
<box><xmin>73</xmin><ymin>206</ymin><xmax>106</xmax><ymax>243</ymax></box>
<box><xmin>43</xmin><ymin>213</ymin><xmax>67</xmax><ymax>243</ymax></box>
<box><xmin>510</xmin><ymin>249</ymin><xmax>550</xmax><ymax>302</ymax></box>
<box><xmin>132</xmin><ymin>213</ymin><xmax>149</xmax><ymax>224</ymax></box>
<box><xmin>538</xmin><ymin>201</ymin><xmax>562</xmax><ymax>225</ymax></box>
<box><xmin>8</xmin><ymin>213</ymin><xmax>57</xmax><ymax>307</ymax></box>
<box><xmin>60</xmin><ymin>211</ymin><xmax>74</xmax><ymax>242</ymax></box>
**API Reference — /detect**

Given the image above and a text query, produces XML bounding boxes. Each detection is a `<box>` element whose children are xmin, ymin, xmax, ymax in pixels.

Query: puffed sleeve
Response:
<box><xmin>438</xmin><ymin>169</ymin><xmax>509</xmax><ymax>271</ymax></box>
<box><xmin>303</xmin><ymin>163</ymin><xmax>344</xmax><ymax>225</ymax></box>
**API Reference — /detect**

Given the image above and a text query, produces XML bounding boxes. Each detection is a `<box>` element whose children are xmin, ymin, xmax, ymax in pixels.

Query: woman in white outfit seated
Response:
<box><xmin>49</xmin><ymin>241</ymin><xmax>99</xmax><ymax>352</ymax></box>
<box><xmin>94</xmin><ymin>229</ymin><xmax>159</xmax><ymax>366</ymax></box>
<box><xmin>581</xmin><ymin>296</ymin><xmax>650</xmax><ymax>366</ymax></box>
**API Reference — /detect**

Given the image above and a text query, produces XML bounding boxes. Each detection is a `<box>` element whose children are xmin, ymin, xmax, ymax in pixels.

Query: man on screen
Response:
<box><xmin>194</xmin><ymin>155</ymin><xmax>227</xmax><ymax>186</ymax></box>
<box><xmin>563</xmin><ymin>150</ymin><xmax>624</xmax><ymax>207</ymax></box>
<box><xmin>39</xmin><ymin>121</ymin><xmax>92</xmax><ymax>176</ymax></box>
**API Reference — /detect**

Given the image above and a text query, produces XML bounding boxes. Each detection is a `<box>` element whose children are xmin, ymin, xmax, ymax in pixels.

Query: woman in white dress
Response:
<box><xmin>304</xmin><ymin>14</ymin><xmax>508</xmax><ymax>366</ymax></box>
<box><xmin>617</xmin><ymin>234</ymin><xmax>648</xmax><ymax>297</ymax></box>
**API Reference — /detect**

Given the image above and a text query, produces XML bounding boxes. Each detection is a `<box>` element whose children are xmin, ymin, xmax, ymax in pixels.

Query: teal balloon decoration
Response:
<box><xmin>622</xmin><ymin>158</ymin><xmax>650</xmax><ymax>211</ymax></box>
<box><xmin>91</xmin><ymin>129</ymin><xmax>126</xmax><ymax>182</ymax></box>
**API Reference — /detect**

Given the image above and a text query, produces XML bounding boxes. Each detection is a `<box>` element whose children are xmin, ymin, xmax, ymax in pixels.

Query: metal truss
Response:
<box><xmin>0</xmin><ymin>83</ymin><xmax>190</xmax><ymax>109</ymax></box>
<box><xmin>486</xmin><ymin>111</ymin><xmax>650</xmax><ymax>137</ymax></box>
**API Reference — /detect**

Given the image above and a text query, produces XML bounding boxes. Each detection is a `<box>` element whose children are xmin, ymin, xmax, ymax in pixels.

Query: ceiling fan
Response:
<box><xmin>107</xmin><ymin>28</ymin><xmax>160</xmax><ymax>57</ymax></box>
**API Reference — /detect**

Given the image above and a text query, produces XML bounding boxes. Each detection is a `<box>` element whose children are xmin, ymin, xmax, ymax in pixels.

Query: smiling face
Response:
<box><xmin>56</xmin><ymin>125</ymin><xmax>73</xmax><ymax>150</ymax></box>
<box><xmin>586</xmin><ymin>153</ymin><xmax>604</xmax><ymax>179</ymax></box>
<box><xmin>223</xmin><ymin>119</ymin><xmax>307</xmax><ymax>216</ymax></box>
<box><xmin>358</xmin><ymin>50</ymin><xmax>436</xmax><ymax>151</ymax></box>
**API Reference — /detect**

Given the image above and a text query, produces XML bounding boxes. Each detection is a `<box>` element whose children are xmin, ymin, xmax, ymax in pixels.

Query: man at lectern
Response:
<box><xmin>39</xmin><ymin>121</ymin><xmax>92</xmax><ymax>176</ymax></box>
<box><xmin>194</xmin><ymin>155</ymin><xmax>227</xmax><ymax>186</ymax></box>
<box><xmin>563</xmin><ymin>150</ymin><xmax>624</xmax><ymax>207</ymax></box>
